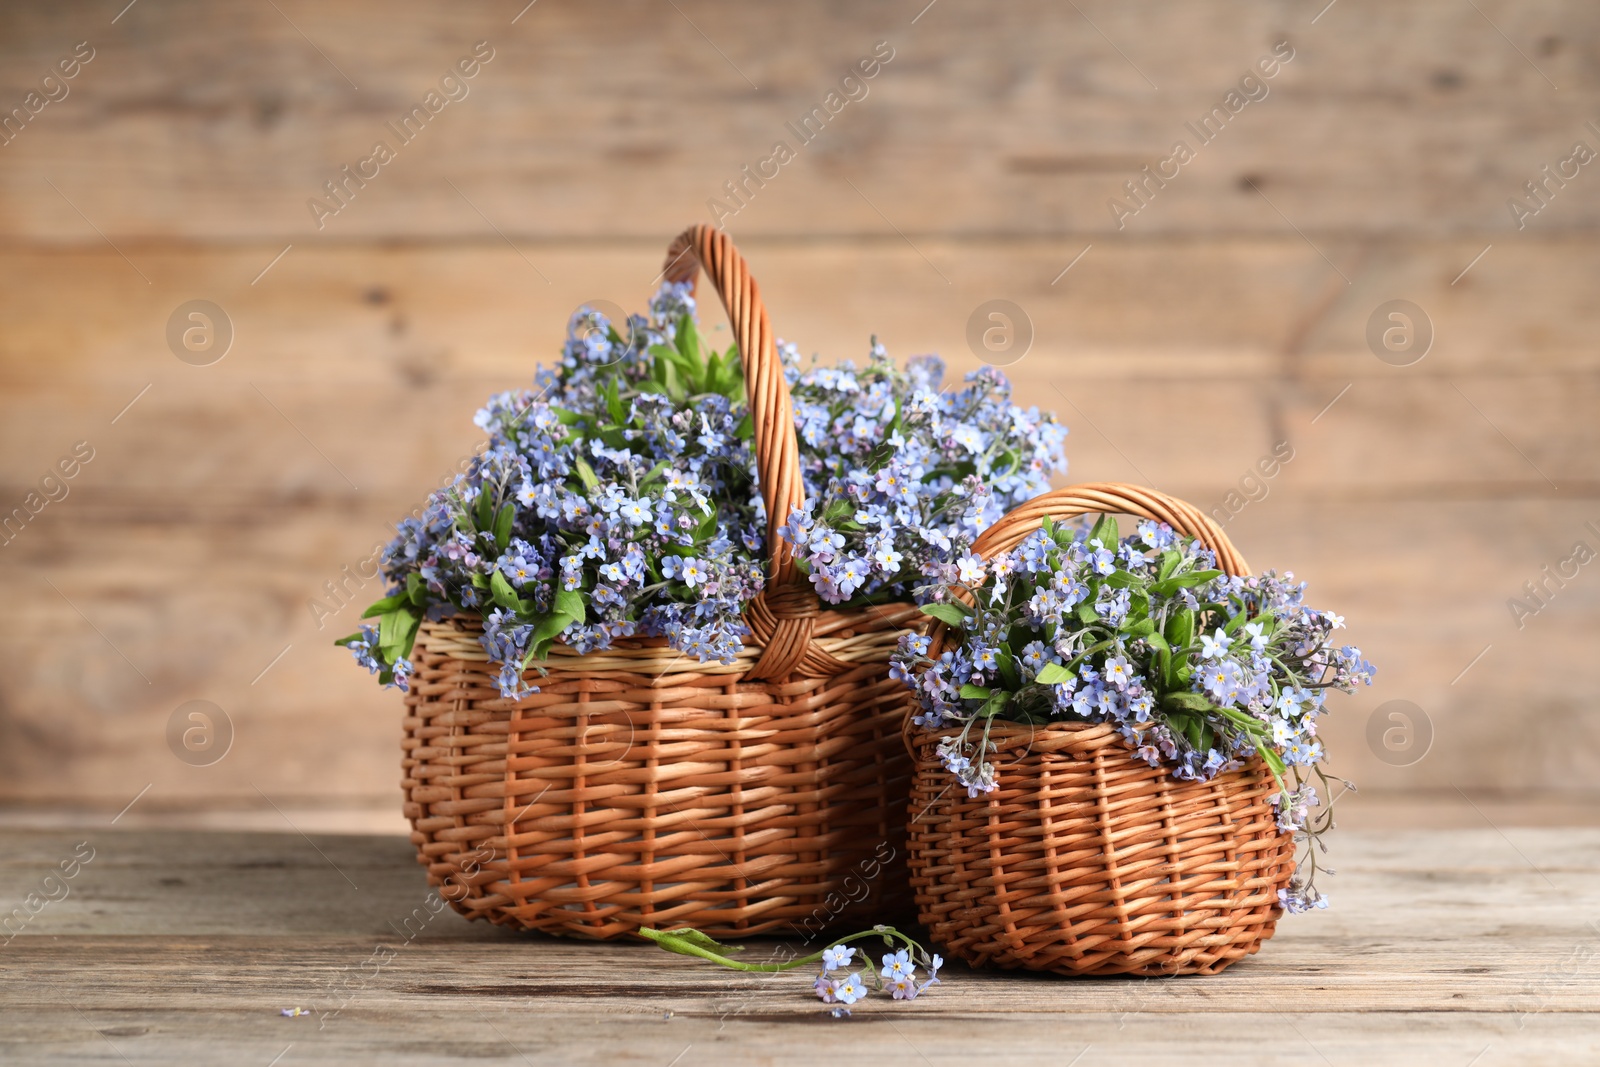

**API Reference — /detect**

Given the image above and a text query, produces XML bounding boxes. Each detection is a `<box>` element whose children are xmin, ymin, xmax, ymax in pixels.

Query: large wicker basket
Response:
<box><xmin>401</xmin><ymin>225</ymin><xmax>918</xmax><ymax>939</ymax></box>
<box><xmin>904</xmin><ymin>483</ymin><xmax>1295</xmax><ymax>976</ymax></box>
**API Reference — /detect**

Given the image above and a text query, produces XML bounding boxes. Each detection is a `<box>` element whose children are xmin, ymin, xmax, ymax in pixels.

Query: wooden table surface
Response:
<box><xmin>2</xmin><ymin>826</ymin><xmax>1597</xmax><ymax>1066</ymax></box>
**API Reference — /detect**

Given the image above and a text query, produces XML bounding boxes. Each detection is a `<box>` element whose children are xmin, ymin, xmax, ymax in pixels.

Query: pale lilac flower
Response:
<box><xmin>822</xmin><ymin>945</ymin><xmax>856</xmax><ymax>973</ymax></box>
<box><xmin>833</xmin><ymin>973</ymin><xmax>867</xmax><ymax>1005</ymax></box>
<box><xmin>1199</xmin><ymin>629</ymin><xmax>1231</xmax><ymax>659</ymax></box>
<box><xmin>881</xmin><ymin>949</ymin><xmax>916</xmax><ymax>981</ymax></box>
<box><xmin>956</xmin><ymin>554</ymin><xmax>987</xmax><ymax>586</ymax></box>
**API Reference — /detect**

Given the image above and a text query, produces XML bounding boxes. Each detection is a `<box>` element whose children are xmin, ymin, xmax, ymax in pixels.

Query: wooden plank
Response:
<box><xmin>1</xmin><ymin>1009</ymin><xmax>1592</xmax><ymax>1067</ymax></box>
<box><xmin>1</xmin><ymin>240</ymin><xmax>1598</xmax><ymax>499</ymax></box>
<box><xmin>0</xmin><ymin>828</ymin><xmax>1597</xmax><ymax>1065</ymax></box>
<box><xmin>1</xmin><ymin>1</ymin><xmax>1599</xmax><ymax>241</ymax></box>
<box><xmin>0</xmin><ymin>240</ymin><xmax>1597</xmax><ymax>805</ymax></box>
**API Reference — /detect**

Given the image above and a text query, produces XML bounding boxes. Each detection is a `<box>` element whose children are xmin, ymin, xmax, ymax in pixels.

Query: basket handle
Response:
<box><xmin>661</xmin><ymin>225</ymin><xmax>838</xmax><ymax>679</ymax></box>
<box><xmin>970</xmin><ymin>482</ymin><xmax>1250</xmax><ymax>576</ymax></box>
<box><xmin>903</xmin><ymin>482</ymin><xmax>1250</xmax><ymax>753</ymax></box>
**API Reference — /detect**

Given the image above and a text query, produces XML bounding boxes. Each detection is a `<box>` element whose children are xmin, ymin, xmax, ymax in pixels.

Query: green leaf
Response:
<box><xmin>1222</xmin><ymin>607</ymin><xmax>1260</xmax><ymax>633</ymax></box>
<box><xmin>1127</xmin><ymin>592</ymin><xmax>1150</xmax><ymax>624</ymax></box>
<box><xmin>639</xmin><ymin>461</ymin><xmax>671</xmax><ymax>488</ymax></box>
<box><xmin>1088</xmin><ymin>513</ymin><xmax>1119</xmax><ymax>548</ymax></box>
<box><xmin>1123</xmin><ymin>617</ymin><xmax>1156</xmax><ymax>638</ymax></box>
<box><xmin>959</xmin><ymin>683</ymin><xmax>993</xmax><ymax>700</ymax></box>
<box><xmin>674</xmin><ymin>314</ymin><xmax>703</xmax><ymax>368</ymax></box>
<box><xmin>638</xmin><ymin>926</ymin><xmax>744</xmax><ymax>959</ymax></box>
<box><xmin>1255</xmin><ymin>739</ymin><xmax>1287</xmax><ymax>776</ymax></box>
<box><xmin>1102</xmin><ymin>571</ymin><xmax>1139</xmax><ymax>588</ymax></box>
<box><xmin>1215</xmin><ymin>706</ymin><xmax>1270</xmax><ymax>734</ymax></box>
<box><xmin>1143</xmin><ymin>631</ymin><xmax>1169</xmax><ymax>653</ymax></box>
<box><xmin>554</xmin><ymin>588</ymin><xmax>586</xmax><ymax>622</ymax></box>
<box><xmin>997</xmin><ymin>649</ymin><xmax>1021</xmax><ymax>690</ymax></box>
<box><xmin>694</xmin><ymin>504</ymin><xmax>718</xmax><ymax>540</ymax></box>
<box><xmin>572</xmin><ymin>456</ymin><xmax>600</xmax><ymax>492</ymax></box>
<box><xmin>1151</xmin><ymin>569</ymin><xmax>1222</xmax><ymax>597</ymax></box>
<box><xmin>919</xmin><ymin>602</ymin><xmax>973</xmax><ymax>627</ymax></box>
<box><xmin>605</xmin><ymin>378</ymin><xmax>626</xmax><ymax>425</ymax></box>
<box><xmin>821</xmin><ymin>497</ymin><xmax>855</xmax><ymax>526</ymax></box>
<box><xmin>1157</xmin><ymin>549</ymin><xmax>1181</xmax><ymax>583</ymax></box>
<box><xmin>489</xmin><ymin>570</ymin><xmax>522</xmax><ymax>611</ymax></box>
<box><xmin>379</xmin><ymin>605</ymin><xmax>420</xmax><ymax>660</ymax></box>
<box><xmin>718</xmin><ymin>344</ymin><xmax>744</xmax><ymax>396</ymax></box>
<box><xmin>333</xmin><ymin>631</ymin><xmax>363</xmax><ymax>648</ymax></box>
<box><xmin>981</xmin><ymin>691</ymin><xmax>1010</xmax><ymax>719</ymax></box>
<box><xmin>474</xmin><ymin>487</ymin><xmax>494</xmax><ymax>533</ymax></box>
<box><xmin>1034</xmin><ymin>663</ymin><xmax>1074</xmax><ymax>685</ymax></box>
<box><xmin>493</xmin><ymin>503</ymin><xmax>514</xmax><ymax>552</ymax></box>
<box><xmin>361</xmin><ymin>593</ymin><xmax>408</xmax><ymax>619</ymax></box>
<box><xmin>703</xmin><ymin>349</ymin><xmax>723</xmax><ymax>396</ymax></box>
<box><xmin>1162</xmin><ymin>690</ymin><xmax>1217</xmax><ymax>714</ymax></box>
<box><xmin>1075</xmin><ymin>600</ymin><xmax>1098</xmax><ymax>625</ymax></box>
<box><xmin>526</xmin><ymin>611</ymin><xmax>577</xmax><ymax>653</ymax></box>
<box><xmin>662</xmin><ymin>358</ymin><xmax>685</xmax><ymax>403</ymax></box>
<box><xmin>551</xmin><ymin>406</ymin><xmax>581</xmax><ymax>426</ymax></box>
<box><xmin>1164</xmin><ymin>608</ymin><xmax>1195</xmax><ymax>650</ymax></box>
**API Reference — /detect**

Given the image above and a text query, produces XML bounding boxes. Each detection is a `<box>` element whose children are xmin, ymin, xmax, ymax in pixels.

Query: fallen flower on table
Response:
<box><xmin>639</xmin><ymin>924</ymin><xmax>943</xmax><ymax>1017</ymax></box>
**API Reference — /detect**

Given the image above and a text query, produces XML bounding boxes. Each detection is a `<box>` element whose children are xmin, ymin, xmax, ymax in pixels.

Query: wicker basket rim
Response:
<box><xmin>426</xmin><ymin>600</ymin><xmax>921</xmax><ymax>642</ymax></box>
<box><xmin>418</xmin><ymin>603</ymin><xmax>922</xmax><ymax>676</ymax></box>
<box><xmin>908</xmin><ymin>719</ymin><xmax>1277</xmax><ymax>772</ymax></box>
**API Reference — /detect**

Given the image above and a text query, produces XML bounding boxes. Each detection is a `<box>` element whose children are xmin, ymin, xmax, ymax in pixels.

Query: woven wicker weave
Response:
<box><xmin>904</xmin><ymin>483</ymin><xmax>1295</xmax><ymax>976</ymax></box>
<box><xmin>401</xmin><ymin>225</ymin><xmax>917</xmax><ymax>939</ymax></box>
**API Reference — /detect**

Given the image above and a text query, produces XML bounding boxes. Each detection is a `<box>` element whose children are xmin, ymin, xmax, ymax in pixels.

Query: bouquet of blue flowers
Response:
<box><xmin>894</xmin><ymin>499</ymin><xmax>1374</xmax><ymax>914</ymax></box>
<box><xmin>340</xmin><ymin>284</ymin><xmax>1066</xmax><ymax>697</ymax></box>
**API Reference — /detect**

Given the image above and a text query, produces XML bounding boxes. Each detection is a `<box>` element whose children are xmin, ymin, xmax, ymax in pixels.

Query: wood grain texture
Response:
<box><xmin>0</xmin><ymin>827</ymin><xmax>1596</xmax><ymax>1064</ymax></box>
<box><xmin>1</xmin><ymin>1</ymin><xmax>1598</xmax><ymax>241</ymax></box>
<box><xmin>0</xmin><ymin>239</ymin><xmax>1596</xmax><ymax>808</ymax></box>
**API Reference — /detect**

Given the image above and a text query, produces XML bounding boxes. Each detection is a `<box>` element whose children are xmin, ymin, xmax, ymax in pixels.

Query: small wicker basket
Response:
<box><xmin>401</xmin><ymin>225</ymin><xmax>918</xmax><ymax>940</ymax></box>
<box><xmin>904</xmin><ymin>483</ymin><xmax>1295</xmax><ymax>976</ymax></box>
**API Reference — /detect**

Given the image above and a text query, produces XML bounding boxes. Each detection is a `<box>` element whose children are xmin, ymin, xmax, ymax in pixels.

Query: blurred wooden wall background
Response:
<box><xmin>1</xmin><ymin>0</ymin><xmax>1596</xmax><ymax>824</ymax></box>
